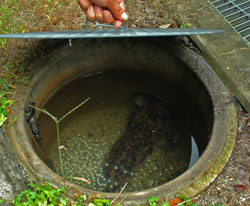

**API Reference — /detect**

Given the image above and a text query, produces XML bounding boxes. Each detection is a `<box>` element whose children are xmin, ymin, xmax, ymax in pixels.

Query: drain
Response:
<box><xmin>7</xmin><ymin>38</ymin><xmax>237</xmax><ymax>205</ymax></box>
<box><xmin>209</xmin><ymin>0</ymin><xmax>250</xmax><ymax>47</ymax></box>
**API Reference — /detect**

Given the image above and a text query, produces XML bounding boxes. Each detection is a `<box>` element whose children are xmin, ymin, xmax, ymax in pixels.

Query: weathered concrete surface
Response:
<box><xmin>0</xmin><ymin>128</ymin><xmax>26</xmax><ymax>204</ymax></box>
<box><xmin>169</xmin><ymin>0</ymin><xmax>250</xmax><ymax>112</ymax></box>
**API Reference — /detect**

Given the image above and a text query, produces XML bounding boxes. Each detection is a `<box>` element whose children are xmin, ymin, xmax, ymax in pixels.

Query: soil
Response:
<box><xmin>0</xmin><ymin>0</ymin><xmax>249</xmax><ymax>205</ymax></box>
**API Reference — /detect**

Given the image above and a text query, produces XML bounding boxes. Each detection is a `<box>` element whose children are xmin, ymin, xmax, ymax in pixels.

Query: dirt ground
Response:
<box><xmin>0</xmin><ymin>0</ymin><xmax>249</xmax><ymax>205</ymax></box>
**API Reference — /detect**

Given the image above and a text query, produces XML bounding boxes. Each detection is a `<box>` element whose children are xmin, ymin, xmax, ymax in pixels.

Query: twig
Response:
<box><xmin>117</xmin><ymin>196</ymin><xmax>127</xmax><ymax>205</ymax></box>
<box><xmin>30</xmin><ymin>105</ymin><xmax>57</xmax><ymax>122</ymax></box>
<box><xmin>111</xmin><ymin>182</ymin><xmax>128</xmax><ymax>205</ymax></box>
<box><xmin>56</xmin><ymin>122</ymin><xmax>64</xmax><ymax>178</ymax></box>
<box><xmin>177</xmin><ymin>195</ymin><xmax>200</xmax><ymax>206</ymax></box>
<box><xmin>228</xmin><ymin>195</ymin><xmax>235</xmax><ymax>206</ymax></box>
<box><xmin>70</xmin><ymin>176</ymin><xmax>91</xmax><ymax>185</ymax></box>
<box><xmin>58</xmin><ymin>97</ymin><xmax>90</xmax><ymax>122</ymax></box>
<box><xmin>31</xmin><ymin>97</ymin><xmax>90</xmax><ymax>179</ymax></box>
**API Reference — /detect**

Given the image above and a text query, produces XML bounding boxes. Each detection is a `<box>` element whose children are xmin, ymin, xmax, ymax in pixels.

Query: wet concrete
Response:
<box><xmin>169</xmin><ymin>0</ymin><xmax>250</xmax><ymax>112</ymax></box>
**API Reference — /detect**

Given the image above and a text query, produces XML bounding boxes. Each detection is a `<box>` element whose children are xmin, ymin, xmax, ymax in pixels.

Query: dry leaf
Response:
<box><xmin>159</xmin><ymin>24</ymin><xmax>171</xmax><ymax>29</ymax></box>
<box><xmin>73</xmin><ymin>177</ymin><xmax>91</xmax><ymax>184</ymax></box>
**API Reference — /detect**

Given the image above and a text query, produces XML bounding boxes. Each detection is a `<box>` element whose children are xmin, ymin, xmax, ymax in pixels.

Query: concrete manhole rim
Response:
<box><xmin>7</xmin><ymin>39</ymin><xmax>237</xmax><ymax>205</ymax></box>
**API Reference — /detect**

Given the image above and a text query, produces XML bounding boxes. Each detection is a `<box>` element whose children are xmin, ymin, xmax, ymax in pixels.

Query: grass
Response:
<box><xmin>0</xmin><ymin>0</ymin><xmax>26</xmax><ymax>49</ymax></box>
<box><xmin>0</xmin><ymin>0</ymin><xmax>85</xmax><ymax>66</ymax></box>
<box><xmin>31</xmin><ymin>97</ymin><xmax>90</xmax><ymax>179</ymax></box>
<box><xmin>0</xmin><ymin>186</ymin><xmax>230</xmax><ymax>206</ymax></box>
<box><xmin>0</xmin><ymin>75</ymin><xmax>13</xmax><ymax>126</ymax></box>
<box><xmin>0</xmin><ymin>0</ymin><xmax>84</xmax><ymax>126</ymax></box>
<box><xmin>13</xmin><ymin>182</ymin><xmax>86</xmax><ymax>206</ymax></box>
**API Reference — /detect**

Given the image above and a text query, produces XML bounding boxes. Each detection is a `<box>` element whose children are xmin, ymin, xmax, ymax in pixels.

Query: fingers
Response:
<box><xmin>102</xmin><ymin>11</ymin><xmax>123</xmax><ymax>28</ymax></box>
<box><xmin>114</xmin><ymin>20</ymin><xmax>123</xmax><ymax>28</ymax></box>
<box><xmin>107</xmin><ymin>0</ymin><xmax>128</xmax><ymax>21</ymax></box>
<box><xmin>89</xmin><ymin>5</ymin><xmax>115</xmax><ymax>24</ymax></box>
<box><xmin>78</xmin><ymin>0</ymin><xmax>93</xmax><ymax>12</ymax></box>
<box><xmin>94</xmin><ymin>5</ymin><xmax>104</xmax><ymax>23</ymax></box>
<box><xmin>102</xmin><ymin>10</ymin><xmax>114</xmax><ymax>23</ymax></box>
<box><xmin>79</xmin><ymin>0</ymin><xmax>127</xmax><ymax>27</ymax></box>
<box><xmin>87</xmin><ymin>5</ymin><xmax>95</xmax><ymax>22</ymax></box>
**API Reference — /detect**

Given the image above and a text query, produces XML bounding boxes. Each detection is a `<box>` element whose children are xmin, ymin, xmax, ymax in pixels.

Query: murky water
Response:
<box><xmin>36</xmin><ymin>70</ymin><xmax>209</xmax><ymax>193</ymax></box>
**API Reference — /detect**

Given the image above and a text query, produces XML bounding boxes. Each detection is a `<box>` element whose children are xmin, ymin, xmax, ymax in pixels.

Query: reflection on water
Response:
<box><xmin>36</xmin><ymin>70</ymin><xmax>209</xmax><ymax>193</ymax></box>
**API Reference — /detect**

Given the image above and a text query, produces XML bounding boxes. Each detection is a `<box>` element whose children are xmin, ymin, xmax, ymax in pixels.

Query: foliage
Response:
<box><xmin>145</xmin><ymin>195</ymin><xmax>227</xmax><ymax>206</ymax></box>
<box><xmin>148</xmin><ymin>196</ymin><xmax>159</xmax><ymax>206</ymax></box>
<box><xmin>14</xmin><ymin>182</ymin><xmax>66</xmax><ymax>206</ymax></box>
<box><xmin>93</xmin><ymin>198</ymin><xmax>111</xmax><ymax>206</ymax></box>
<box><xmin>0</xmin><ymin>90</ymin><xmax>13</xmax><ymax>126</ymax></box>
<box><xmin>13</xmin><ymin>182</ymin><xmax>87</xmax><ymax>206</ymax></box>
<box><xmin>12</xmin><ymin>182</ymin><xmax>127</xmax><ymax>206</ymax></box>
<box><xmin>1</xmin><ymin>62</ymin><xmax>29</xmax><ymax>86</ymax></box>
<box><xmin>12</xmin><ymin>187</ymin><xmax>231</xmax><ymax>206</ymax></box>
<box><xmin>0</xmin><ymin>62</ymin><xmax>29</xmax><ymax>127</ymax></box>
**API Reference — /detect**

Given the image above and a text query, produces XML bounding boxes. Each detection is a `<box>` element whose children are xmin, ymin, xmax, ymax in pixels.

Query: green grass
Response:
<box><xmin>8</xmin><ymin>188</ymin><xmax>230</xmax><ymax>206</ymax></box>
<box><xmin>0</xmin><ymin>77</ymin><xmax>13</xmax><ymax>126</ymax></box>
<box><xmin>0</xmin><ymin>1</ymin><xmax>26</xmax><ymax>48</ymax></box>
<box><xmin>0</xmin><ymin>62</ymin><xmax>29</xmax><ymax>127</ymax></box>
<box><xmin>1</xmin><ymin>62</ymin><xmax>29</xmax><ymax>86</ymax></box>
<box><xmin>13</xmin><ymin>182</ymin><xmax>86</xmax><ymax>206</ymax></box>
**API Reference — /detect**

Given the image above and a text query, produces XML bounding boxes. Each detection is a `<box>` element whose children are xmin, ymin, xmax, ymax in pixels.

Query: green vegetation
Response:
<box><xmin>0</xmin><ymin>0</ymin><xmax>26</xmax><ymax>48</ymax></box>
<box><xmin>13</xmin><ymin>182</ymin><xmax>86</xmax><ymax>206</ymax></box>
<box><xmin>10</xmin><ymin>189</ymin><xmax>230</xmax><ymax>206</ymax></box>
<box><xmin>146</xmin><ymin>195</ymin><xmax>228</xmax><ymax>206</ymax></box>
<box><xmin>148</xmin><ymin>196</ymin><xmax>159</xmax><ymax>206</ymax></box>
<box><xmin>11</xmin><ymin>182</ymin><xmax>121</xmax><ymax>206</ymax></box>
<box><xmin>14</xmin><ymin>182</ymin><xmax>66</xmax><ymax>206</ymax></box>
<box><xmin>0</xmin><ymin>78</ymin><xmax>13</xmax><ymax>126</ymax></box>
<box><xmin>1</xmin><ymin>62</ymin><xmax>29</xmax><ymax>86</ymax></box>
<box><xmin>0</xmin><ymin>62</ymin><xmax>29</xmax><ymax>127</ymax></box>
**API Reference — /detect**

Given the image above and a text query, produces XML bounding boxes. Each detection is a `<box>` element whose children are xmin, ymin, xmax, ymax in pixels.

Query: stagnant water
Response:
<box><xmin>36</xmin><ymin>70</ymin><xmax>209</xmax><ymax>193</ymax></box>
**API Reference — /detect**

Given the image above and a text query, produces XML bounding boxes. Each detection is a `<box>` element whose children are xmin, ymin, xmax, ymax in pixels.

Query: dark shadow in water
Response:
<box><xmin>102</xmin><ymin>93</ymin><xmax>191</xmax><ymax>192</ymax></box>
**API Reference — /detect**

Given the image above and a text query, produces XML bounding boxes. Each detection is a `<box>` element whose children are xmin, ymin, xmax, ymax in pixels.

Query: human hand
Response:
<box><xmin>78</xmin><ymin>0</ymin><xmax>128</xmax><ymax>28</ymax></box>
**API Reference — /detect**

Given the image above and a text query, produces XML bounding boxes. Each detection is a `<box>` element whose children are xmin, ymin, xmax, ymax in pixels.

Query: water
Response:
<box><xmin>36</xmin><ymin>70</ymin><xmax>209</xmax><ymax>193</ymax></box>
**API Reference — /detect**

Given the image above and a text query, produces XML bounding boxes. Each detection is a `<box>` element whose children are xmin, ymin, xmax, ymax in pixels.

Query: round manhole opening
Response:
<box><xmin>8</xmin><ymin>38</ymin><xmax>237</xmax><ymax>205</ymax></box>
<box><xmin>35</xmin><ymin>69</ymin><xmax>211</xmax><ymax>193</ymax></box>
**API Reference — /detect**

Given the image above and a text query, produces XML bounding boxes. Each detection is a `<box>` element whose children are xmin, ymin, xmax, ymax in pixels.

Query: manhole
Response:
<box><xmin>7</xmin><ymin>38</ymin><xmax>237</xmax><ymax>205</ymax></box>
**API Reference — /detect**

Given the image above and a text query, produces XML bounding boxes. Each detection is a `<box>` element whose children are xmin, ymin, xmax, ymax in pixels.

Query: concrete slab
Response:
<box><xmin>169</xmin><ymin>0</ymin><xmax>250</xmax><ymax>112</ymax></box>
